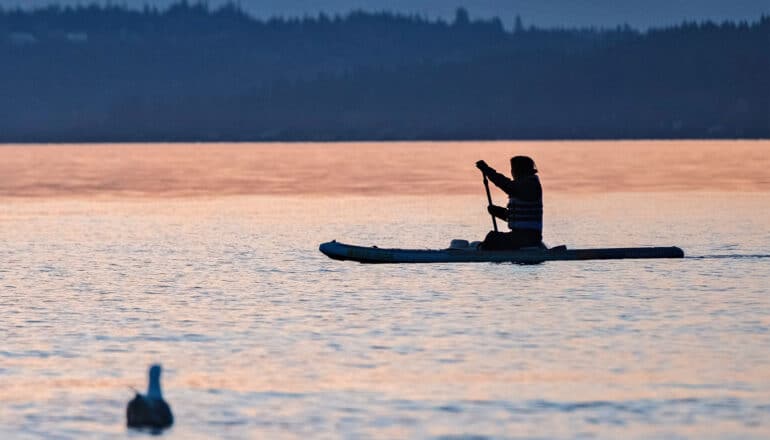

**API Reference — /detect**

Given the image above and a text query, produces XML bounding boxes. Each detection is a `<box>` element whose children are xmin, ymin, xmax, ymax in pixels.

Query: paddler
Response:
<box><xmin>475</xmin><ymin>156</ymin><xmax>543</xmax><ymax>250</ymax></box>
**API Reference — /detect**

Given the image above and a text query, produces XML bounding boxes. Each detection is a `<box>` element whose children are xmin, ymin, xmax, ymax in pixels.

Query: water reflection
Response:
<box><xmin>0</xmin><ymin>142</ymin><xmax>768</xmax><ymax>438</ymax></box>
<box><xmin>0</xmin><ymin>140</ymin><xmax>768</xmax><ymax>197</ymax></box>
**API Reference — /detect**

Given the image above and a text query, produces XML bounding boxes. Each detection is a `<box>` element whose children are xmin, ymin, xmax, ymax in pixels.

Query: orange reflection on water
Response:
<box><xmin>0</xmin><ymin>140</ymin><xmax>767</xmax><ymax>197</ymax></box>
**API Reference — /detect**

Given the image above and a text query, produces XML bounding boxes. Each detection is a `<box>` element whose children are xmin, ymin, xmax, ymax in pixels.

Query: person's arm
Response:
<box><xmin>487</xmin><ymin>204</ymin><xmax>508</xmax><ymax>220</ymax></box>
<box><xmin>476</xmin><ymin>160</ymin><xmax>514</xmax><ymax>194</ymax></box>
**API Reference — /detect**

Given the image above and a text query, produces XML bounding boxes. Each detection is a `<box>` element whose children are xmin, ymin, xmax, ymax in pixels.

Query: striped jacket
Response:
<box><xmin>484</xmin><ymin>169</ymin><xmax>543</xmax><ymax>232</ymax></box>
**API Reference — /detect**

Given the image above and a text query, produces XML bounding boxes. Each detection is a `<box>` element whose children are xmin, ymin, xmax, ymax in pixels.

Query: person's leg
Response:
<box><xmin>482</xmin><ymin>230</ymin><xmax>542</xmax><ymax>250</ymax></box>
<box><xmin>480</xmin><ymin>231</ymin><xmax>514</xmax><ymax>250</ymax></box>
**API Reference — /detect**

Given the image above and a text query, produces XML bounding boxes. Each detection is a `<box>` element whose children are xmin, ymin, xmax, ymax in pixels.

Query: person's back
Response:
<box><xmin>506</xmin><ymin>173</ymin><xmax>542</xmax><ymax>232</ymax></box>
<box><xmin>476</xmin><ymin>156</ymin><xmax>543</xmax><ymax>250</ymax></box>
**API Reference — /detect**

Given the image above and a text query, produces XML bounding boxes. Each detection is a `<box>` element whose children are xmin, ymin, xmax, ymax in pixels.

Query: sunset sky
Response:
<box><xmin>2</xmin><ymin>0</ymin><xmax>768</xmax><ymax>29</ymax></box>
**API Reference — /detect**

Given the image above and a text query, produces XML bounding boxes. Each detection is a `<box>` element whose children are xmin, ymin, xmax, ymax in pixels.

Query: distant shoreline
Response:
<box><xmin>2</xmin><ymin>4</ymin><xmax>768</xmax><ymax>142</ymax></box>
<box><xmin>1</xmin><ymin>136</ymin><xmax>769</xmax><ymax>145</ymax></box>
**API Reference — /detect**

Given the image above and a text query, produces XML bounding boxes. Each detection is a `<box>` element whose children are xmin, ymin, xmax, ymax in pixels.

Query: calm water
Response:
<box><xmin>1</xmin><ymin>142</ymin><xmax>769</xmax><ymax>439</ymax></box>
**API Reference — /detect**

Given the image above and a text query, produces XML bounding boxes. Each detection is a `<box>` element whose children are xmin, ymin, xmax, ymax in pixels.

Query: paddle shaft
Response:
<box><xmin>483</xmin><ymin>174</ymin><xmax>498</xmax><ymax>232</ymax></box>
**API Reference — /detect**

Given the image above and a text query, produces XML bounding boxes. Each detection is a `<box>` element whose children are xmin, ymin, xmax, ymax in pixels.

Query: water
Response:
<box><xmin>0</xmin><ymin>142</ymin><xmax>769</xmax><ymax>439</ymax></box>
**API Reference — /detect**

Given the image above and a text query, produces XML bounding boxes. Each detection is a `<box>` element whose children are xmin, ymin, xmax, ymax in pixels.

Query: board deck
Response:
<box><xmin>319</xmin><ymin>240</ymin><xmax>685</xmax><ymax>264</ymax></box>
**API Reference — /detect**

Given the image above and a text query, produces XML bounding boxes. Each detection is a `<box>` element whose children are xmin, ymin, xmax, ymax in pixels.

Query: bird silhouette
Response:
<box><xmin>126</xmin><ymin>364</ymin><xmax>174</xmax><ymax>431</ymax></box>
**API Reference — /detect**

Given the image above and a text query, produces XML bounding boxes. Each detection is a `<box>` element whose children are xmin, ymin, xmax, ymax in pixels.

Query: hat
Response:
<box><xmin>510</xmin><ymin>156</ymin><xmax>538</xmax><ymax>175</ymax></box>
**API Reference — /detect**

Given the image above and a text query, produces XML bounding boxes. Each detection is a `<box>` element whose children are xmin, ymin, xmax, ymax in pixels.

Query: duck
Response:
<box><xmin>126</xmin><ymin>364</ymin><xmax>174</xmax><ymax>430</ymax></box>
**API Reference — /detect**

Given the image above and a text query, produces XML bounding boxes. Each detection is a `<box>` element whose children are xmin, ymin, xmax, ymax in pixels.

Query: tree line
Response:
<box><xmin>1</xmin><ymin>2</ymin><xmax>767</xmax><ymax>141</ymax></box>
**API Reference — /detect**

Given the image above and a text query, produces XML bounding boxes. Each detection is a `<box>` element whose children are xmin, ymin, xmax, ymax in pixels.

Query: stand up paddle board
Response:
<box><xmin>319</xmin><ymin>240</ymin><xmax>684</xmax><ymax>264</ymax></box>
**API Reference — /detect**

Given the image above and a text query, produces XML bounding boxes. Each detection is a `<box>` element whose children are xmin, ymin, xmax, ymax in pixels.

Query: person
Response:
<box><xmin>475</xmin><ymin>156</ymin><xmax>543</xmax><ymax>250</ymax></box>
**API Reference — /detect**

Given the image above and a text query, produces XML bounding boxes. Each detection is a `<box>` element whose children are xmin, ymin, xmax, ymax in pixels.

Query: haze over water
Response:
<box><xmin>1</xmin><ymin>141</ymin><xmax>769</xmax><ymax>439</ymax></box>
<box><xmin>1</xmin><ymin>141</ymin><xmax>768</xmax><ymax>197</ymax></box>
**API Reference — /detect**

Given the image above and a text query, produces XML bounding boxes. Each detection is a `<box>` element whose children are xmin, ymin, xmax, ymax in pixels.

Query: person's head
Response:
<box><xmin>510</xmin><ymin>156</ymin><xmax>537</xmax><ymax>178</ymax></box>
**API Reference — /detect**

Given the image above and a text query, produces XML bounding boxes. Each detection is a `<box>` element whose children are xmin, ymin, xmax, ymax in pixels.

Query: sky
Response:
<box><xmin>1</xmin><ymin>0</ymin><xmax>767</xmax><ymax>29</ymax></box>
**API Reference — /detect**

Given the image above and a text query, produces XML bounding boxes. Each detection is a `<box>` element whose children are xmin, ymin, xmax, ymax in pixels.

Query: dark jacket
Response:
<box><xmin>484</xmin><ymin>166</ymin><xmax>543</xmax><ymax>232</ymax></box>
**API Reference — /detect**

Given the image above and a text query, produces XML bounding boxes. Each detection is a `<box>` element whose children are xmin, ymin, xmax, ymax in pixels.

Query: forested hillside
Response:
<box><xmin>1</xmin><ymin>2</ymin><xmax>767</xmax><ymax>141</ymax></box>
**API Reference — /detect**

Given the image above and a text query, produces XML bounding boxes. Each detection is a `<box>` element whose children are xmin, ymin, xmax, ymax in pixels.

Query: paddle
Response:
<box><xmin>482</xmin><ymin>173</ymin><xmax>498</xmax><ymax>232</ymax></box>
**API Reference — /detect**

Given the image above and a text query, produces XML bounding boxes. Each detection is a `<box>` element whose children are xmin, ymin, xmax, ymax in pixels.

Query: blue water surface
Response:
<box><xmin>0</xmin><ymin>192</ymin><xmax>768</xmax><ymax>439</ymax></box>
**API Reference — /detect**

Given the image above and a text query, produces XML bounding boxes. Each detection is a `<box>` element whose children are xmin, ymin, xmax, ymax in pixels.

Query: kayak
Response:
<box><xmin>319</xmin><ymin>240</ymin><xmax>685</xmax><ymax>264</ymax></box>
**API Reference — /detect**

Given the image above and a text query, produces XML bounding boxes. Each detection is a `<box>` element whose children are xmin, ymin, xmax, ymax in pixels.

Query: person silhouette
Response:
<box><xmin>475</xmin><ymin>156</ymin><xmax>543</xmax><ymax>250</ymax></box>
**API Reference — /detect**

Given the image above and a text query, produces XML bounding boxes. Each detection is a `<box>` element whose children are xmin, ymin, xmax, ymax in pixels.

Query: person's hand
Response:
<box><xmin>476</xmin><ymin>160</ymin><xmax>489</xmax><ymax>172</ymax></box>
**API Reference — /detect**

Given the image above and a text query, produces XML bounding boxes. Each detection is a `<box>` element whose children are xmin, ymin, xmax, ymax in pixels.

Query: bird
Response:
<box><xmin>126</xmin><ymin>364</ymin><xmax>174</xmax><ymax>431</ymax></box>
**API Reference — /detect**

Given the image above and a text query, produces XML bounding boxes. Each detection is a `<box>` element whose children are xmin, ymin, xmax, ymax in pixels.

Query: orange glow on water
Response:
<box><xmin>0</xmin><ymin>140</ymin><xmax>767</xmax><ymax>198</ymax></box>
<box><xmin>1</xmin><ymin>141</ymin><xmax>769</xmax><ymax>438</ymax></box>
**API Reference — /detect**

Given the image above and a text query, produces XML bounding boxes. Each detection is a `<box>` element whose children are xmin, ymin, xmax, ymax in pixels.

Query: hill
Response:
<box><xmin>1</xmin><ymin>2</ymin><xmax>768</xmax><ymax>141</ymax></box>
